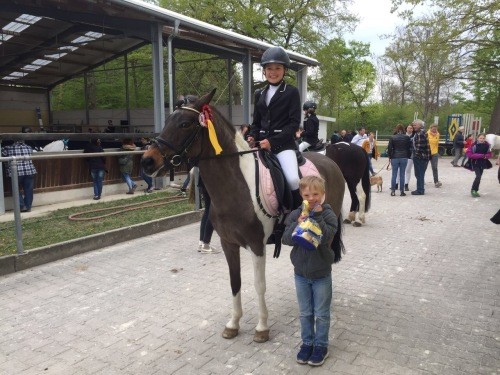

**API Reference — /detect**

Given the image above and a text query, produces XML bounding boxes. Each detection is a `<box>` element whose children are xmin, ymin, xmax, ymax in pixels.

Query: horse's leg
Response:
<box><xmin>251</xmin><ymin>250</ymin><xmax>269</xmax><ymax>343</ymax></box>
<box><xmin>343</xmin><ymin>181</ymin><xmax>358</xmax><ymax>224</ymax></box>
<box><xmin>354</xmin><ymin>183</ymin><xmax>366</xmax><ymax>226</ymax></box>
<box><xmin>221</xmin><ymin>241</ymin><xmax>243</xmax><ymax>339</ymax></box>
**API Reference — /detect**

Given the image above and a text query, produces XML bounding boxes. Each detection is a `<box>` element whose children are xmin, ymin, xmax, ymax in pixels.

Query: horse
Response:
<box><xmin>141</xmin><ymin>89</ymin><xmax>345</xmax><ymax>343</ymax></box>
<box><xmin>325</xmin><ymin>142</ymin><xmax>371</xmax><ymax>227</ymax></box>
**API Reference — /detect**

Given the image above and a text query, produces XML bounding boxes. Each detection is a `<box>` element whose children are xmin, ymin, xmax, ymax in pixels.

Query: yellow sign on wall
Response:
<box><xmin>448</xmin><ymin>117</ymin><xmax>460</xmax><ymax>141</ymax></box>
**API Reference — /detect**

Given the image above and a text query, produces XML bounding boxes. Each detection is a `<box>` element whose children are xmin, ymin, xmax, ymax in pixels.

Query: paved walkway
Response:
<box><xmin>1</xmin><ymin>158</ymin><xmax>499</xmax><ymax>375</ymax></box>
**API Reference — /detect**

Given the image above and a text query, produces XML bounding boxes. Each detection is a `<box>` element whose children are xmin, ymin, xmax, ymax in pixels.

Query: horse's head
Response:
<box><xmin>141</xmin><ymin>89</ymin><xmax>217</xmax><ymax>177</ymax></box>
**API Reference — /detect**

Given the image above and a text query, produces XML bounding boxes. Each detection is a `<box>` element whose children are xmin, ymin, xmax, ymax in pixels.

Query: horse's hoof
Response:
<box><xmin>253</xmin><ymin>329</ymin><xmax>270</xmax><ymax>343</ymax></box>
<box><xmin>343</xmin><ymin>219</ymin><xmax>352</xmax><ymax>224</ymax></box>
<box><xmin>222</xmin><ymin>327</ymin><xmax>239</xmax><ymax>339</ymax></box>
<box><xmin>353</xmin><ymin>221</ymin><xmax>362</xmax><ymax>227</ymax></box>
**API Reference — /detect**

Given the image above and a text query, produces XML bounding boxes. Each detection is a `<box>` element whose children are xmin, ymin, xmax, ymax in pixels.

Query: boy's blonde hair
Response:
<box><xmin>299</xmin><ymin>175</ymin><xmax>326</xmax><ymax>194</ymax></box>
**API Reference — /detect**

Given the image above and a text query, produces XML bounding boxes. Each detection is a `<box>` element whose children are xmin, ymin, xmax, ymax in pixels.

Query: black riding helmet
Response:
<box><xmin>261</xmin><ymin>46</ymin><xmax>291</xmax><ymax>68</ymax></box>
<box><xmin>303</xmin><ymin>101</ymin><xmax>317</xmax><ymax>111</ymax></box>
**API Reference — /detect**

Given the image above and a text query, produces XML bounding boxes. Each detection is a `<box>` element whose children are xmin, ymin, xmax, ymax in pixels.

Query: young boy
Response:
<box><xmin>282</xmin><ymin>175</ymin><xmax>338</xmax><ymax>366</ymax></box>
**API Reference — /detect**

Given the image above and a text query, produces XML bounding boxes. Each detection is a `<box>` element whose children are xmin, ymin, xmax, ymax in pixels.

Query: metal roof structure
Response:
<box><xmin>0</xmin><ymin>0</ymin><xmax>318</xmax><ymax>90</ymax></box>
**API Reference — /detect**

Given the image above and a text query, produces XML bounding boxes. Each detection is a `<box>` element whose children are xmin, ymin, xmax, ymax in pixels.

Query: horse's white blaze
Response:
<box><xmin>226</xmin><ymin>291</ymin><xmax>242</xmax><ymax>330</ymax></box>
<box><xmin>251</xmin><ymin>251</ymin><xmax>269</xmax><ymax>332</ymax></box>
<box><xmin>356</xmin><ymin>183</ymin><xmax>366</xmax><ymax>223</ymax></box>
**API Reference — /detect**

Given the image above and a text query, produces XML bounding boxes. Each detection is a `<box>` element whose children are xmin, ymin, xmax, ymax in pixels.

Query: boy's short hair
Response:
<box><xmin>299</xmin><ymin>175</ymin><xmax>326</xmax><ymax>194</ymax></box>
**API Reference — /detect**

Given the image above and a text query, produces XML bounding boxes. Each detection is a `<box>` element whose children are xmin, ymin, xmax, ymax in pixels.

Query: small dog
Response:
<box><xmin>370</xmin><ymin>175</ymin><xmax>383</xmax><ymax>192</ymax></box>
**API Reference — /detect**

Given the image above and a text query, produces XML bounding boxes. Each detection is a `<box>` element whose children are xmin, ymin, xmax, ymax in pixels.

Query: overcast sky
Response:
<box><xmin>345</xmin><ymin>0</ymin><xmax>404</xmax><ymax>56</ymax></box>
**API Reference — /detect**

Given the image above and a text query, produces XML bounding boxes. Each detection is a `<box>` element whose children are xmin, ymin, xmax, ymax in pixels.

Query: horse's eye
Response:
<box><xmin>179</xmin><ymin>122</ymin><xmax>191</xmax><ymax>128</ymax></box>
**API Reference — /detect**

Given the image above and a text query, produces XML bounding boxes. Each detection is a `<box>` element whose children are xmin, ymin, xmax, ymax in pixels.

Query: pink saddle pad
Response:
<box><xmin>258</xmin><ymin>158</ymin><xmax>320</xmax><ymax>217</ymax></box>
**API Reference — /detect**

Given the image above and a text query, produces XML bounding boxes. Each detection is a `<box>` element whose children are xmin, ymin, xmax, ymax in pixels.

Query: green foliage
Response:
<box><xmin>159</xmin><ymin>0</ymin><xmax>356</xmax><ymax>52</ymax></box>
<box><xmin>314</xmin><ymin>39</ymin><xmax>376</xmax><ymax>126</ymax></box>
<box><xmin>390</xmin><ymin>0</ymin><xmax>500</xmax><ymax>131</ymax></box>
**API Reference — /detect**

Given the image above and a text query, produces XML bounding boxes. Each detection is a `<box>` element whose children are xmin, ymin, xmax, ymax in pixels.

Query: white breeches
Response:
<box><xmin>276</xmin><ymin>149</ymin><xmax>300</xmax><ymax>190</ymax></box>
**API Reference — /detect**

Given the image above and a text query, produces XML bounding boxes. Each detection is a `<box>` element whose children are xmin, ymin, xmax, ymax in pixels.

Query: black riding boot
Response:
<box><xmin>291</xmin><ymin>189</ymin><xmax>303</xmax><ymax>210</ymax></box>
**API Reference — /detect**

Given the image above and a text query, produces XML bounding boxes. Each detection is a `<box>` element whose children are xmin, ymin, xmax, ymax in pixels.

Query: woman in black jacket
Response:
<box><xmin>83</xmin><ymin>138</ymin><xmax>106</xmax><ymax>200</ymax></box>
<box><xmin>387</xmin><ymin>124</ymin><xmax>412</xmax><ymax>196</ymax></box>
<box><xmin>247</xmin><ymin>46</ymin><xmax>302</xmax><ymax>208</ymax></box>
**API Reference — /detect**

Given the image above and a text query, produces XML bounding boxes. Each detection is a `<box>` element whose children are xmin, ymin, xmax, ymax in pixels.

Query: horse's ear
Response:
<box><xmin>197</xmin><ymin>88</ymin><xmax>216</xmax><ymax>108</ymax></box>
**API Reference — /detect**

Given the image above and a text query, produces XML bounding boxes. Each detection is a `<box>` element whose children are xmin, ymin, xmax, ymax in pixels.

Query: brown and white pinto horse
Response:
<box><xmin>141</xmin><ymin>89</ymin><xmax>345</xmax><ymax>343</ymax></box>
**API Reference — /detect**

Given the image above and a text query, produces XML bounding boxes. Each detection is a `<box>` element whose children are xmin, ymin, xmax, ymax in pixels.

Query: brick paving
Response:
<box><xmin>0</xmin><ymin>158</ymin><xmax>499</xmax><ymax>374</ymax></box>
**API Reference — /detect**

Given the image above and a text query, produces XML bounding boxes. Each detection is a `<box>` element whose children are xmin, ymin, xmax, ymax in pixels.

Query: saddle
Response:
<box><xmin>257</xmin><ymin>150</ymin><xmax>292</xmax><ymax>213</ymax></box>
<box><xmin>255</xmin><ymin>150</ymin><xmax>321</xmax><ymax>258</ymax></box>
<box><xmin>306</xmin><ymin>139</ymin><xmax>326</xmax><ymax>152</ymax></box>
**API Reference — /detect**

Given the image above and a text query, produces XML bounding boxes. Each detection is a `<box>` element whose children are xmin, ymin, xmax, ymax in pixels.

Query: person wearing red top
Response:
<box><xmin>459</xmin><ymin>134</ymin><xmax>474</xmax><ymax>167</ymax></box>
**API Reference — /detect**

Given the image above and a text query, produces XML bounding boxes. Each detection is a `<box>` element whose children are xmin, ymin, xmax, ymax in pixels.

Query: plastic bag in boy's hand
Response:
<box><xmin>292</xmin><ymin>201</ymin><xmax>323</xmax><ymax>251</ymax></box>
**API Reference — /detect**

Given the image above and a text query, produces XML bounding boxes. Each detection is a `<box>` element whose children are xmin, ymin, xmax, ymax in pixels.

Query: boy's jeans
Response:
<box><xmin>294</xmin><ymin>273</ymin><xmax>332</xmax><ymax>347</ymax></box>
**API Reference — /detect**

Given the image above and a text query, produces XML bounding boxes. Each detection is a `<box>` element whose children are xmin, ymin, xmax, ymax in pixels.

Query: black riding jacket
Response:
<box><xmin>302</xmin><ymin>113</ymin><xmax>319</xmax><ymax>145</ymax></box>
<box><xmin>250</xmin><ymin>81</ymin><xmax>301</xmax><ymax>153</ymax></box>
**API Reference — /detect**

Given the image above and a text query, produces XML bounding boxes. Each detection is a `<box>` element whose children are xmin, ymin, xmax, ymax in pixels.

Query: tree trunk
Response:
<box><xmin>488</xmin><ymin>93</ymin><xmax>500</xmax><ymax>134</ymax></box>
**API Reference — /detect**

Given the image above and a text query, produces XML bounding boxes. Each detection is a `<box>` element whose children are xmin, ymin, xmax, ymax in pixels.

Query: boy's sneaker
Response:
<box><xmin>308</xmin><ymin>346</ymin><xmax>329</xmax><ymax>366</ymax></box>
<box><xmin>296</xmin><ymin>344</ymin><xmax>313</xmax><ymax>364</ymax></box>
<box><xmin>200</xmin><ymin>243</ymin><xmax>220</xmax><ymax>254</ymax></box>
<box><xmin>435</xmin><ymin>181</ymin><xmax>442</xmax><ymax>188</ymax></box>
<box><xmin>471</xmin><ymin>190</ymin><xmax>480</xmax><ymax>197</ymax></box>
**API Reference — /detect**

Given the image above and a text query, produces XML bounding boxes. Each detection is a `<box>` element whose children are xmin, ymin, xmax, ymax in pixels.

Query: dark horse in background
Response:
<box><xmin>326</xmin><ymin>142</ymin><xmax>371</xmax><ymax>226</ymax></box>
<box><xmin>141</xmin><ymin>89</ymin><xmax>345</xmax><ymax>343</ymax></box>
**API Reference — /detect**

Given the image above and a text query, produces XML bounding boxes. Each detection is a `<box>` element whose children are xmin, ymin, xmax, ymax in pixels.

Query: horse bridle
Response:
<box><xmin>153</xmin><ymin>105</ymin><xmax>260</xmax><ymax>173</ymax></box>
<box><xmin>153</xmin><ymin>106</ymin><xmax>204</xmax><ymax>169</ymax></box>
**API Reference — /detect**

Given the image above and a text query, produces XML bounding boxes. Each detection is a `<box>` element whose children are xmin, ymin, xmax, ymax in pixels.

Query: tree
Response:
<box><xmin>159</xmin><ymin>0</ymin><xmax>356</xmax><ymax>53</ymax></box>
<box><xmin>391</xmin><ymin>0</ymin><xmax>500</xmax><ymax>132</ymax></box>
<box><xmin>315</xmin><ymin>39</ymin><xmax>376</xmax><ymax>126</ymax></box>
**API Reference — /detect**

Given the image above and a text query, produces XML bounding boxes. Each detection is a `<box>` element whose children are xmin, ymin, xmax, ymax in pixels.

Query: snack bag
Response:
<box><xmin>291</xmin><ymin>201</ymin><xmax>323</xmax><ymax>251</ymax></box>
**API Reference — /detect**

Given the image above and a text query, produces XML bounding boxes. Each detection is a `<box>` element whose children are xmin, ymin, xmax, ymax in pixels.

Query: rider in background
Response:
<box><xmin>299</xmin><ymin>101</ymin><xmax>319</xmax><ymax>152</ymax></box>
<box><xmin>247</xmin><ymin>46</ymin><xmax>302</xmax><ymax>208</ymax></box>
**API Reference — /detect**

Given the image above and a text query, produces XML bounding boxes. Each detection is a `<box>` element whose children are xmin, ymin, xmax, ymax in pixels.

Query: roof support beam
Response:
<box><xmin>296</xmin><ymin>66</ymin><xmax>308</xmax><ymax>105</ymax></box>
<box><xmin>241</xmin><ymin>50</ymin><xmax>252</xmax><ymax>124</ymax></box>
<box><xmin>151</xmin><ymin>23</ymin><xmax>165</xmax><ymax>133</ymax></box>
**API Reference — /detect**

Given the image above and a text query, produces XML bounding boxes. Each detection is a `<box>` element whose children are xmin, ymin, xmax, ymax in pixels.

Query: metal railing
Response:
<box><xmin>1</xmin><ymin>149</ymin><xmax>144</xmax><ymax>255</ymax></box>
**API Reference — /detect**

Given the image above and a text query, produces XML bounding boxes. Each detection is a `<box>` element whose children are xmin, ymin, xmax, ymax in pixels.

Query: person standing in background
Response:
<box><xmin>387</xmin><ymin>124</ymin><xmax>411</xmax><ymax>196</ymax></box>
<box><xmin>451</xmin><ymin>126</ymin><xmax>465</xmax><ymax>167</ymax></box>
<box><xmin>118</xmin><ymin>139</ymin><xmax>137</xmax><ymax>194</ymax></box>
<box><xmin>83</xmin><ymin>138</ymin><xmax>106</xmax><ymax>200</ymax></box>
<box><xmin>2</xmin><ymin>139</ymin><xmax>37</xmax><ymax>211</ymax></box>
<box><xmin>362</xmin><ymin>132</ymin><xmax>379</xmax><ymax>176</ymax></box>
<box><xmin>427</xmin><ymin>124</ymin><xmax>442</xmax><ymax>188</ymax></box>
<box><xmin>411</xmin><ymin>119</ymin><xmax>431</xmax><ymax>195</ymax></box>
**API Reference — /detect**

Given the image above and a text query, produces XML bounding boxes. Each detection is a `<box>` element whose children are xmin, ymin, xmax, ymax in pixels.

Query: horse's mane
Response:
<box><xmin>210</xmin><ymin>106</ymin><xmax>251</xmax><ymax>152</ymax></box>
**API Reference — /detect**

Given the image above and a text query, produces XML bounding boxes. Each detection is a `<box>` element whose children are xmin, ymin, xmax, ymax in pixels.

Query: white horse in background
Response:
<box><xmin>42</xmin><ymin>139</ymin><xmax>68</xmax><ymax>152</ymax></box>
<box><xmin>486</xmin><ymin>134</ymin><xmax>500</xmax><ymax>150</ymax></box>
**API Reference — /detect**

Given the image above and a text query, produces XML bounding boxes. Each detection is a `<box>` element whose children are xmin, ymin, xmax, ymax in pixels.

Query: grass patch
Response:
<box><xmin>0</xmin><ymin>191</ymin><xmax>194</xmax><ymax>256</ymax></box>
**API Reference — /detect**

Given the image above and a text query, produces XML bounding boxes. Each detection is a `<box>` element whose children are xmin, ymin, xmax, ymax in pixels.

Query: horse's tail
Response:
<box><xmin>188</xmin><ymin>177</ymin><xmax>195</xmax><ymax>204</ymax></box>
<box><xmin>362</xmin><ymin>161</ymin><xmax>371</xmax><ymax>212</ymax></box>
<box><xmin>331</xmin><ymin>213</ymin><xmax>345</xmax><ymax>263</ymax></box>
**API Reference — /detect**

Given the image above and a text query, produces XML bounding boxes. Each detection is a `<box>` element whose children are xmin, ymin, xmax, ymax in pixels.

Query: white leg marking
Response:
<box><xmin>226</xmin><ymin>291</ymin><xmax>242</xmax><ymax>330</ymax></box>
<box><xmin>356</xmin><ymin>183</ymin><xmax>366</xmax><ymax>223</ymax></box>
<box><xmin>251</xmin><ymin>250</ymin><xmax>268</xmax><ymax>333</ymax></box>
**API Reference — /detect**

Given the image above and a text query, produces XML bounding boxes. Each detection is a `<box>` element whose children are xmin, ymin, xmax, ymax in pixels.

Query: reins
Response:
<box><xmin>154</xmin><ymin>105</ymin><xmax>259</xmax><ymax>167</ymax></box>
